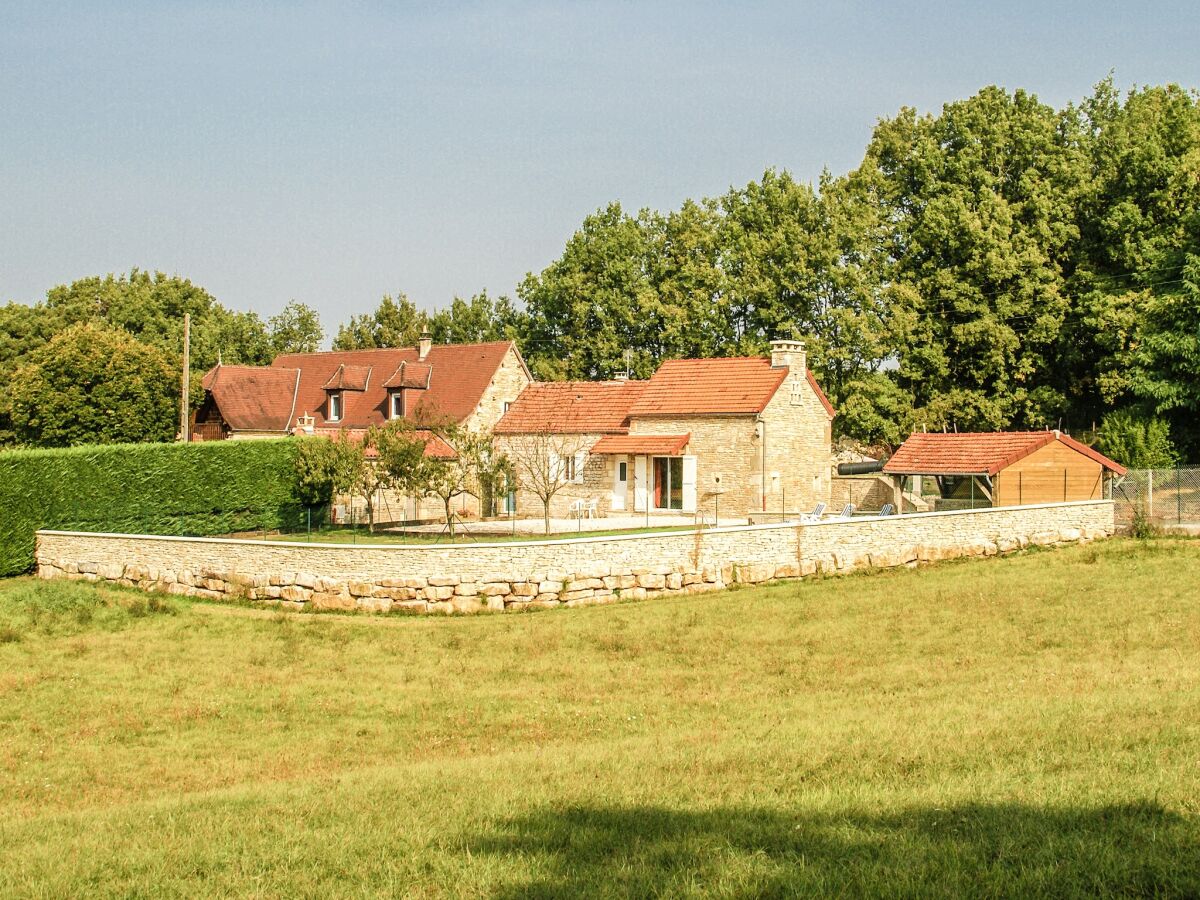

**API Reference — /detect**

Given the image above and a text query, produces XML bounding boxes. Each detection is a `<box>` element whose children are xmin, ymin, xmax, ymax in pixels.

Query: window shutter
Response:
<box><xmin>548</xmin><ymin>450</ymin><xmax>561</xmax><ymax>484</ymax></box>
<box><xmin>573</xmin><ymin>451</ymin><xmax>586</xmax><ymax>484</ymax></box>
<box><xmin>634</xmin><ymin>456</ymin><xmax>648</xmax><ymax>511</ymax></box>
<box><xmin>682</xmin><ymin>455</ymin><xmax>697</xmax><ymax>513</ymax></box>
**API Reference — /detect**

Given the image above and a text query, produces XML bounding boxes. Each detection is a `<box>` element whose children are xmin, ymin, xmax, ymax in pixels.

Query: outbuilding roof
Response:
<box><xmin>494</xmin><ymin>380</ymin><xmax>647</xmax><ymax>434</ymax></box>
<box><xmin>200</xmin><ymin>365</ymin><xmax>301</xmax><ymax>433</ymax></box>
<box><xmin>882</xmin><ymin>431</ymin><xmax>1127</xmax><ymax>477</ymax></box>
<box><xmin>628</xmin><ymin>357</ymin><xmax>835</xmax><ymax>417</ymax></box>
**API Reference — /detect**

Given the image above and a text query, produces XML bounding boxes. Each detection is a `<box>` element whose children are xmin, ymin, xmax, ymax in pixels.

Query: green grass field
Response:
<box><xmin>1</xmin><ymin>539</ymin><xmax>1197</xmax><ymax>897</ymax></box>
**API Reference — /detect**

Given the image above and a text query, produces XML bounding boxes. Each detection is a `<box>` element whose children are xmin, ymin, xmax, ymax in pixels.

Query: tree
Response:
<box><xmin>504</xmin><ymin>431</ymin><xmax>592</xmax><ymax>535</ymax></box>
<box><xmin>7</xmin><ymin>322</ymin><xmax>179</xmax><ymax>447</ymax></box>
<box><xmin>856</xmin><ymin>87</ymin><xmax>1089</xmax><ymax>430</ymax></box>
<box><xmin>428</xmin><ymin>290</ymin><xmax>523</xmax><ymax>345</ymax></box>
<box><xmin>378</xmin><ymin>420</ymin><xmax>490</xmax><ymax>538</ymax></box>
<box><xmin>1096</xmin><ymin>410</ymin><xmax>1179</xmax><ymax>469</ymax></box>
<box><xmin>333</xmin><ymin>294</ymin><xmax>427</xmax><ymax>350</ymax></box>
<box><xmin>269</xmin><ymin>301</ymin><xmax>324</xmax><ymax>354</ymax></box>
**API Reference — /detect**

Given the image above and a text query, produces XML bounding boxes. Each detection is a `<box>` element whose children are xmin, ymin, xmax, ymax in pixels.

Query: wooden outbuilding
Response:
<box><xmin>882</xmin><ymin>431</ymin><xmax>1127</xmax><ymax>509</ymax></box>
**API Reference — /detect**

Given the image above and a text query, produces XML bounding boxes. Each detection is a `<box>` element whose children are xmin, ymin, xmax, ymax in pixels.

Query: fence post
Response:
<box><xmin>1147</xmin><ymin>470</ymin><xmax>1154</xmax><ymax>519</ymax></box>
<box><xmin>1178</xmin><ymin>465</ymin><xmax>1182</xmax><ymax>524</ymax></box>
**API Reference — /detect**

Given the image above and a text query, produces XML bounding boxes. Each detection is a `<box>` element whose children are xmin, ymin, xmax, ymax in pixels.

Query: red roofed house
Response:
<box><xmin>882</xmin><ymin>430</ymin><xmax>1126</xmax><ymax>509</ymax></box>
<box><xmin>195</xmin><ymin>334</ymin><xmax>530</xmax><ymax>440</ymax></box>
<box><xmin>194</xmin><ymin>334</ymin><xmax>531</xmax><ymax>520</ymax></box>
<box><xmin>495</xmin><ymin>340</ymin><xmax>834</xmax><ymax>519</ymax></box>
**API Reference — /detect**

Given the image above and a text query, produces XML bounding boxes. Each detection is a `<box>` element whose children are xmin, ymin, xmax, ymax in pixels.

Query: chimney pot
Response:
<box><xmin>770</xmin><ymin>338</ymin><xmax>807</xmax><ymax>374</ymax></box>
<box><xmin>418</xmin><ymin>330</ymin><xmax>432</xmax><ymax>360</ymax></box>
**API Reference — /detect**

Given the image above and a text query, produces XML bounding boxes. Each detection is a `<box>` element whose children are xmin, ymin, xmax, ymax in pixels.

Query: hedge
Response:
<box><xmin>0</xmin><ymin>439</ymin><xmax>307</xmax><ymax>577</ymax></box>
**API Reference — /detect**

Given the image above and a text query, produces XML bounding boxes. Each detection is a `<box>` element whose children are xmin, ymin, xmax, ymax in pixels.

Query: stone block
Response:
<box><xmin>510</xmin><ymin>582</ymin><xmax>537</xmax><ymax>597</ymax></box>
<box><xmin>348</xmin><ymin>580</ymin><xmax>376</xmax><ymax>597</ymax></box>
<box><xmin>565</xmin><ymin>578</ymin><xmax>603</xmax><ymax>592</ymax></box>
<box><xmin>295</xmin><ymin>572</ymin><xmax>317</xmax><ymax>589</ymax></box>
<box><xmin>451</xmin><ymin>597</ymin><xmax>483</xmax><ymax>614</ymax></box>
<box><xmin>428</xmin><ymin>601</ymin><xmax>454</xmax><ymax>614</ymax></box>
<box><xmin>637</xmin><ymin>573</ymin><xmax>666</xmax><ymax>589</ymax></box>
<box><xmin>454</xmin><ymin>582</ymin><xmax>479</xmax><ymax>596</ymax></box>
<box><xmin>485</xmin><ymin>596</ymin><xmax>506</xmax><ymax>612</ymax></box>
<box><xmin>280</xmin><ymin>586</ymin><xmax>312</xmax><ymax>603</ymax></box>
<box><xmin>538</xmin><ymin>581</ymin><xmax>564</xmax><ymax>593</ymax></box>
<box><xmin>428</xmin><ymin>575</ymin><xmax>460</xmax><ymax>587</ymax></box>
<box><xmin>480</xmin><ymin>583</ymin><xmax>510</xmax><ymax>596</ymax></box>
<box><xmin>394</xmin><ymin>599</ymin><xmax>428</xmax><ymax>612</ymax></box>
<box><xmin>534</xmin><ymin>592</ymin><xmax>560</xmax><ymax>604</ymax></box>
<box><xmin>666</xmin><ymin>573</ymin><xmax>683</xmax><ymax>590</ymax></box>
<box><xmin>99</xmin><ymin>563</ymin><xmax>125</xmax><ymax>580</ymax></box>
<box><xmin>427</xmin><ymin>586</ymin><xmax>454</xmax><ymax>601</ymax></box>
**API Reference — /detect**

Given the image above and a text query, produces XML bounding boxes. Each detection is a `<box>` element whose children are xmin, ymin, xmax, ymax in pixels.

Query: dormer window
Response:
<box><xmin>390</xmin><ymin>391</ymin><xmax>404</xmax><ymax>420</ymax></box>
<box><xmin>328</xmin><ymin>392</ymin><xmax>343</xmax><ymax>422</ymax></box>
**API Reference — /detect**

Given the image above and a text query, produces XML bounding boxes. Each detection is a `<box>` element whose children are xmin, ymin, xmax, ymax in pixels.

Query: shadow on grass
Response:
<box><xmin>467</xmin><ymin>801</ymin><xmax>1197</xmax><ymax>898</ymax></box>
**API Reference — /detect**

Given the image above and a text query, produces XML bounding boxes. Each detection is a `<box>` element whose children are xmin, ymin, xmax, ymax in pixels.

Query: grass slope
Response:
<box><xmin>0</xmin><ymin>540</ymin><xmax>1197</xmax><ymax>897</ymax></box>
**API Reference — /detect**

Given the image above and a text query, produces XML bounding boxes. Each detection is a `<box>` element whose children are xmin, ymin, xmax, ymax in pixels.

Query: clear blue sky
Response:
<box><xmin>2</xmin><ymin>1</ymin><xmax>1197</xmax><ymax>333</ymax></box>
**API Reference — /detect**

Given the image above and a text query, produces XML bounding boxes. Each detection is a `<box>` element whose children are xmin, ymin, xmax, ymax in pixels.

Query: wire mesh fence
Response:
<box><xmin>1112</xmin><ymin>468</ymin><xmax>1200</xmax><ymax>527</ymax></box>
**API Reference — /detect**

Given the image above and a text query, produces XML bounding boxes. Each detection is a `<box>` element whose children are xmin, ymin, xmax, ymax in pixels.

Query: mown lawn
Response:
<box><xmin>0</xmin><ymin>539</ymin><xmax>1197</xmax><ymax>897</ymax></box>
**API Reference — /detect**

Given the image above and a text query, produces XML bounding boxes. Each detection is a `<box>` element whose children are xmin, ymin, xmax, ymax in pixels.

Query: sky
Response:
<box><xmin>2</xmin><ymin>1</ymin><xmax>1198</xmax><ymax>335</ymax></box>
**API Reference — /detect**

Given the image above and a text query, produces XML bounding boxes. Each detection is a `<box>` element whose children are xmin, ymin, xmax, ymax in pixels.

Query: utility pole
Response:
<box><xmin>179</xmin><ymin>312</ymin><xmax>191</xmax><ymax>442</ymax></box>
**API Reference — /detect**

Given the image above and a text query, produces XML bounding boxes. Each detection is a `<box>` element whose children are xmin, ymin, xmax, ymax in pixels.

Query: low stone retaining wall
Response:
<box><xmin>35</xmin><ymin>500</ymin><xmax>1116</xmax><ymax>614</ymax></box>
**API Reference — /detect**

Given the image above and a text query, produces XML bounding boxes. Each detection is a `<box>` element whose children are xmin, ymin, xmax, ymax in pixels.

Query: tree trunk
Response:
<box><xmin>543</xmin><ymin>498</ymin><xmax>551</xmax><ymax>535</ymax></box>
<box><xmin>444</xmin><ymin>497</ymin><xmax>455</xmax><ymax>539</ymax></box>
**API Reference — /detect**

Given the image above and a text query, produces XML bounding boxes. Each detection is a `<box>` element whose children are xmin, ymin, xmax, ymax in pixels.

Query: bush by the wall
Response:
<box><xmin>0</xmin><ymin>439</ymin><xmax>306</xmax><ymax>576</ymax></box>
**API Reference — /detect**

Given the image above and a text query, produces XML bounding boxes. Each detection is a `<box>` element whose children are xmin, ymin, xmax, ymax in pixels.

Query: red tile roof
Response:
<box><xmin>320</xmin><ymin>428</ymin><xmax>456</xmax><ymax>460</ymax></box>
<box><xmin>629</xmin><ymin>357</ymin><xmax>833</xmax><ymax>417</ymax></box>
<box><xmin>200</xmin><ymin>365</ymin><xmax>301</xmax><ymax>432</ymax></box>
<box><xmin>591</xmin><ymin>433</ymin><xmax>691</xmax><ymax>456</ymax></box>
<box><xmin>268</xmin><ymin>341</ymin><xmax>521</xmax><ymax>430</ymax></box>
<box><xmin>882</xmin><ymin>431</ymin><xmax>1127</xmax><ymax>477</ymax></box>
<box><xmin>494</xmin><ymin>380</ymin><xmax>647</xmax><ymax>434</ymax></box>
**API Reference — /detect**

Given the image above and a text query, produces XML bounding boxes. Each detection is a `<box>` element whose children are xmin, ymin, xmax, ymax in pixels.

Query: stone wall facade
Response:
<box><xmin>37</xmin><ymin>500</ymin><xmax>1115</xmax><ymax>614</ymax></box>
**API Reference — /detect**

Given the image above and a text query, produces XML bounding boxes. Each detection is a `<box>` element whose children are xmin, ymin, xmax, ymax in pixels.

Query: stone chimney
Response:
<box><xmin>770</xmin><ymin>339</ymin><xmax>807</xmax><ymax>374</ymax></box>
<box><xmin>417</xmin><ymin>330</ymin><xmax>432</xmax><ymax>361</ymax></box>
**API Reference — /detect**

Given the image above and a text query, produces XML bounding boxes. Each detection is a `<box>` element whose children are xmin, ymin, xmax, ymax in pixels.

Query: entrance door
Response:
<box><xmin>611</xmin><ymin>456</ymin><xmax>628</xmax><ymax>511</ymax></box>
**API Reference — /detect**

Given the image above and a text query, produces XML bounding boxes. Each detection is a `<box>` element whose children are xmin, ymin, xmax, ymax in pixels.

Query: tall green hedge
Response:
<box><xmin>0</xmin><ymin>439</ymin><xmax>305</xmax><ymax>576</ymax></box>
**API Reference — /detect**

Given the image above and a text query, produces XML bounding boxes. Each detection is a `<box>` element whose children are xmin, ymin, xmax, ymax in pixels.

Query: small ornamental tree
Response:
<box><xmin>505</xmin><ymin>431</ymin><xmax>591</xmax><ymax>534</ymax></box>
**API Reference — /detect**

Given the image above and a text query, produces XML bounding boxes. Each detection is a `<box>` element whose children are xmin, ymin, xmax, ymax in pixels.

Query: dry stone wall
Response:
<box><xmin>36</xmin><ymin>500</ymin><xmax>1115</xmax><ymax>614</ymax></box>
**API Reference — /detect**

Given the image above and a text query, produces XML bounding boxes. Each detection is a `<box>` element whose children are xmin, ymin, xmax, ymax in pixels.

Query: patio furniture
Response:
<box><xmin>878</xmin><ymin>503</ymin><xmax>895</xmax><ymax>516</ymax></box>
<box><xmin>838</xmin><ymin>503</ymin><xmax>855</xmax><ymax>518</ymax></box>
<box><xmin>568</xmin><ymin>498</ymin><xmax>599</xmax><ymax>520</ymax></box>
<box><xmin>800</xmin><ymin>502</ymin><xmax>827</xmax><ymax>522</ymax></box>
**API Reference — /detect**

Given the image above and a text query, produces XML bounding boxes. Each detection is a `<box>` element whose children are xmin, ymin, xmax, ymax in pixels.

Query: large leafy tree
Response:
<box><xmin>519</xmin><ymin>203</ymin><xmax>662</xmax><ymax>380</ymax></box>
<box><xmin>857</xmin><ymin>86</ymin><xmax>1088</xmax><ymax>431</ymax></box>
<box><xmin>6</xmin><ymin>322</ymin><xmax>179</xmax><ymax>447</ymax></box>
<box><xmin>333</xmin><ymin>293</ymin><xmax>427</xmax><ymax>350</ymax></box>
<box><xmin>269</xmin><ymin>301</ymin><xmax>325</xmax><ymax>354</ymax></box>
<box><xmin>428</xmin><ymin>290</ymin><xmax>523</xmax><ymax>345</ymax></box>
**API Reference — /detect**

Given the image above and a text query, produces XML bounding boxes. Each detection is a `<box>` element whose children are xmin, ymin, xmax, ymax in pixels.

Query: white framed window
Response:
<box><xmin>390</xmin><ymin>391</ymin><xmax>404</xmax><ymax>419</ymax></box>
<box><xmin>564</xmin><ymin>454</ymin><xmax>578</xmax><ymax>482</ymax></box>
<box><xmin>328</xmin><ymin>392</ymin><xmax>343</xmax><ymax>422</ymax></box>
<box><xmin>503</xmin><ymin>401</ymin><xmax>512</xmax><ymax>413</ymax></box>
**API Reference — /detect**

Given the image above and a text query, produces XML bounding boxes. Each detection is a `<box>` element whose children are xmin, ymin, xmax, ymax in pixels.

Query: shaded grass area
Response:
<box><xmin>0</xmin><ymin>539</ymin><xmax>1198</xmax><ymax>896</ymax></box>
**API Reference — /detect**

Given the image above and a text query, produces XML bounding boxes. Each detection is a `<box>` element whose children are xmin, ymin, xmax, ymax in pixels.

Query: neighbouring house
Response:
<box><xmin>195</xmin><ymin>334</ymin><xmax>530</xmax><ymax>440</ymax></box>
<box><xmin>194</xmin><ymin>333</ymin><xmax>532</xmax><ymax>521</ymax></box>
<box><xmin>881</xmin><ymin>430</ymin><xmax>1127</xmax><ymax>510</ymax></box>
<box><xmin>494</xmin><ymin>340</ymin><xmax>834</xmax><ymax>520</ymax></box>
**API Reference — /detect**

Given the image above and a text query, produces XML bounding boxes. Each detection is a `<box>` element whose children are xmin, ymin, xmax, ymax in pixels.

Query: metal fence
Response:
<box><xmin>1113</xmin><ymin>468</ymin><xmax>1200</xmax><ymax>527</ymax></box>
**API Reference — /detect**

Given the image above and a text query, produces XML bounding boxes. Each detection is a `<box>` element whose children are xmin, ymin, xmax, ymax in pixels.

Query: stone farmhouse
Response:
<box><xmin>194</xmin><ymin>334</ymin><xmax>531</xmax><ymax>521</ymax></box>
<box><xmin>495</xmin><ymin>340</ymin><xmax>835</xmax><ymax>520</ymax></box>
<box><xmin>194</xmin><ymin>333</ymin><xmax>531</xmax><ymax>442</ymax></box>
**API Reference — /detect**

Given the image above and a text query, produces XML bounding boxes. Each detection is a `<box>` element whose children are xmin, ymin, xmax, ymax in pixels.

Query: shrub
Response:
<box><xmin>1096</xmin><ymin>411</ymin><xmax>1179</xmax><ymax>469</ymax></box>
<box><xmin>0</xmin><ymin>439</ymin><xmax>306</xmax><ymax>576</ymax></box>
